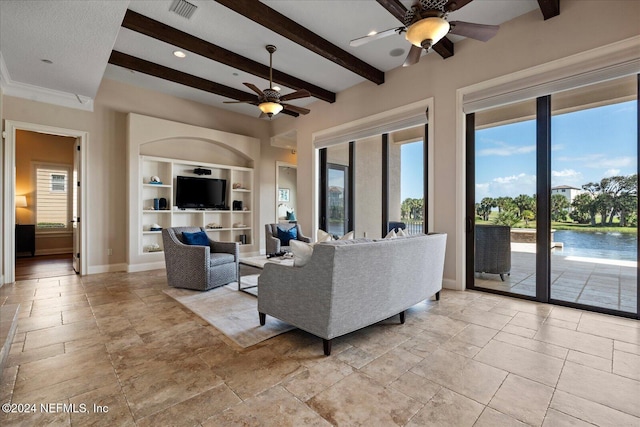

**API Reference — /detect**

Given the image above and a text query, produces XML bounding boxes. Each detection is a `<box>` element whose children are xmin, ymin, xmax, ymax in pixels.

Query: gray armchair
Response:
<box><xmin>162</xmin><ymin>226</ymin><xmax>239</xmax><ymax>291</ymax></box>
<box><xmin>265</xmin><ymin>223</ymin><xmax>311</xmax><ymax>254</ymax></box>
<box><xmin>475</xmin><ymin>224</ymin><xmax>511</xmax><ymax>281</ymax></box>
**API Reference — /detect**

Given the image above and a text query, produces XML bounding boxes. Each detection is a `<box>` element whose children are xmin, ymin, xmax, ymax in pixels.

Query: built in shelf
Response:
<box><xmin>173</xmin><ymin>209</ymin><xmax>232</xmax><ymax>213</ymax></box>
<box><xmin>138</xmin><ymin>155</ymin><xmax>254</xmax><ymax>258</ymax></box>
<box><xmin>143</xmin><ymin>183</ymin><xmax>171</xmax><ymax>188</ymax></box>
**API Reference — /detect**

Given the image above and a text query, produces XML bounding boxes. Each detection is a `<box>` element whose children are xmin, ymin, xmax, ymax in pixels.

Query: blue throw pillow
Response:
<box><xmin>286</xmin><ymin>211</ymin><xmax>297</xmax><ymax>221</ymax></box>
<box><xmin>277</xmin><ymin>226</ymin><xmax>297</xmax><ymax>245</ymax></box>
<box><xmin>182</xmin><ymin>231</ymin><xmax>209</xmax><ymax>246</ymax></box>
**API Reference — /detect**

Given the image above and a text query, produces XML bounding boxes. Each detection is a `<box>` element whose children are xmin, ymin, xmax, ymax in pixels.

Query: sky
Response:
<box><xmin>474</xmin><ymin>100</ymin><xmax>637</xmax><ymax>201</ymax></box>
<box><xmin>335</xmin><ymin>98</ymin><xmax>636</xmax><ymax>204</ymax></box>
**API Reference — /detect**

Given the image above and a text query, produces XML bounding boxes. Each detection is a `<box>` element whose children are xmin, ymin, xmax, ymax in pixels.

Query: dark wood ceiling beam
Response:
<box><xmin>376</xmin><ymin>0</ymin><xmax>454</xmax><ymax>59</ymax></box>
<box><xmin>121</xmin><ymin>10</ymin><xmax>335</xmax><ymax>103</ymax></box>
<box><xmin>108</xmin><ymin>51</ymin><xmax>299</xmax><ymax>117</ymax></box>
<box><xmin>537</xmin><ymin>0</ymin><xmax>560</xmax><ymax>20</ymax></box>
<box><xmin>214</xmin><ymin>0</ymin><xmax>385</xmax><ymax>85</ymax></box>
<box><xmin>432</xmin><ymin>36</ymin><xmax>454</xmax><ymax>59</ymax></box>
<box><xmin>375</xmin><ymin>0</ymin><xmax>406</xmax><ymax>22</ymax></box>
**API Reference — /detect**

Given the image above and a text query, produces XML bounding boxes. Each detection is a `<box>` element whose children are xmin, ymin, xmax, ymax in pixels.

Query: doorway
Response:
<box><xmin>3</xmin><ymin>121</ymin><xmax>88</xmax><ymax>284</ymax></box>
<box><xmin>275</xmin><ymin>162</ymin><xmax>297</xmax><ymax>223</ymax></box>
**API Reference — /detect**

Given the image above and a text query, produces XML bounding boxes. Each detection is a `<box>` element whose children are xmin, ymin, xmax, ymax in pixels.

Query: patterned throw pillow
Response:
<box><xmin>182</xmin><ymin>231</ymin><xmax>209</xmax><ymax>246</ymax></box>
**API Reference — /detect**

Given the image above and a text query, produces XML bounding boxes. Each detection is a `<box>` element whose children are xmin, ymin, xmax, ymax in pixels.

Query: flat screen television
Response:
<box><xmin>176</xmin><ymin>176</ymin><xmax>227</xmax><ymax>209</ymax></box>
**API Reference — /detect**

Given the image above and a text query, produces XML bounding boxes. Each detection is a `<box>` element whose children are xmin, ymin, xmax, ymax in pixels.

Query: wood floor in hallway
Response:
<box><xmin>14</xmin><ymin>254</ymin><xmax>75</xmax><ymax>281</ymax></box>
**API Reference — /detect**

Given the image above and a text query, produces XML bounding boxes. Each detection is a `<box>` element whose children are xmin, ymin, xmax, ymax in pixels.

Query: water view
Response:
<box><xmin>552</xmin><ymin>230</ymin><xmax>637</xmax><ymax>261</ymax></box>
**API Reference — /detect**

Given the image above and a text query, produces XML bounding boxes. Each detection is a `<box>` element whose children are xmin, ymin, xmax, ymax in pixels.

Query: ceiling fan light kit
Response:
<box><xmin>350</xmin><ymin>0</ymin><xmax>499</xmax><ymax>67</ymax></box>
<box><xmin>405</xmin><ymin>16</ymin><xmax>450</xmax><ymax>49</ymax></box>
<box><xmin>224</xmin><ymin>44</ymin><xmax>312</xmax><ymax>118</ymax></box>
<box><xmin>258</xmin><ymin>101</ymin><xmax>283</xmax><ymax>117</ymax></box>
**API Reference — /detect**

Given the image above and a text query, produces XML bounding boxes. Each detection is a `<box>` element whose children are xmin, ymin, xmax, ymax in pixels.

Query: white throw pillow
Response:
<box><xmin>290</xmin><ymin>240</ymin><xmax>313</xmax><ymax>267</ymax></box>
<box><xmin>316</xmin><ymin>229</ymin><xmax>334</xmax><ymax>242</ymax></box>
<box><xmin>384</xmin><ymin>229</ymin><xmax>397</xmax><ymax>239</ymax></box>
<box><xmin>397</xmin><ymin>228</ymin><xmax>409</xmax><ymax>237</ymax></box>
<box><xmin>339</xmin><ymin>231</ymin><xmax>354</xmax><ymax>240</ymax></box>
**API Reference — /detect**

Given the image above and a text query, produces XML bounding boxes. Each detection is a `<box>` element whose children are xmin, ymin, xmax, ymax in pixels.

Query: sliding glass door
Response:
<box><xmin>467</xmin><ymin>74</ymin><xmax>639</xmax><ymax>318</ymax></box>
<box><xmin>550</xmin><ymin>76</ymin><xmax>638</xmax><ymax>313</ymax></box>
<box><xmin>470</xmin><ymin>99</ymin><xmax>538</xmax><ymax>297</ymax></box>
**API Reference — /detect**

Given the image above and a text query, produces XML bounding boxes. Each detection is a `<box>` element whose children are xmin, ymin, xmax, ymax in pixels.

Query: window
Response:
<box><xmin>51</xmin><ymin>174</ymin><xmax>66</xmax><ymax>192</ymax></box>
<box><xmin>34</xmin><ymin>163</ymin><xmax>72</xmax><ymax>231</ymax></box>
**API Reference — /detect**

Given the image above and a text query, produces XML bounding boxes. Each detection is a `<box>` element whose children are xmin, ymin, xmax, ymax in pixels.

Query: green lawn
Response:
<box><xmin>475</xmin><ymin>213</ymin><xmax>638</xmax><ymax>234</ymax></box>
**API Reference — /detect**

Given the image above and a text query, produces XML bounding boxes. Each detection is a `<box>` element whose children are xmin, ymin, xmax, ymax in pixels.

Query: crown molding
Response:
<box><xmin>0</xmin><ymin>52</ymin><xmax>94</xmax><ymax>112</ymax></box>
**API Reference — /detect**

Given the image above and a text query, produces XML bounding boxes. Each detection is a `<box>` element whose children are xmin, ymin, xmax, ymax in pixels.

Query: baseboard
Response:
<box><xmin>87</xmin><ymin>263</ymin><xmax>128</xmax><ymax>275</ymax></box>
<box><xmin>443</xmin><ymin>278</ymin><xmax>462</xmax><ymax>291</ymax></box>
<box><xmin>36</xmin><ymin>248</ymin><xmax>73</xmax><ymax>256</ymax></box>
<box><xmin>127</xmin><ymin>261</ymin><xmax>166</xmax><ymax>273</ymax></box>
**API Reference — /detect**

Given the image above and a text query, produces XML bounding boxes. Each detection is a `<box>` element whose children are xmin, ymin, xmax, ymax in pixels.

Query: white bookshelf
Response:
<box><xmin>139</xmin><ymin>156</ymin><xmax>254</xmax><ymax>255</ymax></box>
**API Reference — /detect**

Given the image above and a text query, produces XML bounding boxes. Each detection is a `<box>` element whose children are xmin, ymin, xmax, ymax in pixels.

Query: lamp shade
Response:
<box><xmin>258</xmin><ymin>102</ymin><xmax>283</xmax><ymax>117</ymax></box>
<box><xmin>15</xmin><ymin>195</ymin><xmax>27</xmax><ymax>208</ymax></box>
<box><xmin>405</xmin><ymin>17</ymin><xmax>450</xmax><ymax>49</ymax></box>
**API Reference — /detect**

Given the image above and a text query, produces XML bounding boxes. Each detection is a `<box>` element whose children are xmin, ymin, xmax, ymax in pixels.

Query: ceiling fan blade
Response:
<box><xmin>282</xmin><ymin>104</ymin><xmax>310</xmax><ymax>115</ymax></box>
<box><xmin>449</xmin><ymin>21</ymin><xmax>499</xmax><ymax>42</ymax></box>
<box><xmin>444</xmin><ymin>0</ymin><xmax>474</xmax><ymax>12</ymax></box>
<box><xmin>243</xmin><ymin>83</ymin><xmax>264</xmax><ymax>96</ymax></box>
<box><xmin>280</xmin><ymin>89</ymin><xmax>311</xmax><ymax>102</ymax></box>
<box><xmin>349</xmin><ymin>27</ymin><xmax>403</xmax><ymax>47</ymax></box>
<box><xmin>223</xmin><ymin>100</ymin><xmax>255</xmax><ymax>104</ymax></box>
<box><xmin>402</xmin><ymin>45</ymin><xmax>423</xmax><ymax>67</ymax></box>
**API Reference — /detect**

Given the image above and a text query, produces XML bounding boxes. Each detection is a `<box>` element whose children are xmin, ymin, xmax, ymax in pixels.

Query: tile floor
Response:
<box><xmin>475</xmin><ymin>244</ymin><xmax>637</xmax><ymax>313</ymax></box>
<box><xmin>0</xmin><ymin>269</ymin><xmax>639</xmax><ymax>426</ymax></box>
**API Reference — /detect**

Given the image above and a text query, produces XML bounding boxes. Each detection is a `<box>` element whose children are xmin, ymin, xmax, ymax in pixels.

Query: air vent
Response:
<box><xmin>169</xmin><ymin>0</ymin><xmax>198</xmax><ymax>19</ymax></box>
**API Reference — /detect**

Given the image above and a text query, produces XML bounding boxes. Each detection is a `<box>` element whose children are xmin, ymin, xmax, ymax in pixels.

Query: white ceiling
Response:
<box><xmin>0</xmin><ymin>0</ymin><xmax>541</xmax><ymax>118</ymax></box>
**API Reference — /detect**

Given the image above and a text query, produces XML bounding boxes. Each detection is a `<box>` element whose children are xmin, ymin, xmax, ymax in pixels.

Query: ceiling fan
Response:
<box><xmin>224</xmin><ymin>45</ymin><xmax>311</xmax><ymax>118</ymax></box>
<box><xmin>350</xmin><ymin>0</ymin><xmax>499</xmax><ymax>67</ymax></box>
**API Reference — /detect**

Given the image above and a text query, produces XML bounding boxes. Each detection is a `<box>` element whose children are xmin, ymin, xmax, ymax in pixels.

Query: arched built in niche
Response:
<box><xmin>127</xmin><ymin>113</ymin><xmax>261</xmax><ymax>271</ymax></box>
<box><xmin>140</xmin><ymin>137</ymin><xmax>253</xmax><ymax>169</ymax></box>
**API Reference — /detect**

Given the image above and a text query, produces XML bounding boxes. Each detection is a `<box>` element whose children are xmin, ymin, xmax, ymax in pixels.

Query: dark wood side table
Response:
<box><xmin>15</xmin><ymin>224</ymin><xmax>35</xmax><ymax>257</ymax></box>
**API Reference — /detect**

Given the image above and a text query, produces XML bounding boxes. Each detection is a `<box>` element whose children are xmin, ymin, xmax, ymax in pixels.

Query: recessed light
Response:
<box><xmin>41</xmin><ymin>59</ymin><xmax>53</xmax><ymax>64</ymax></box>
<box><xmin>389</xmin><ymin>48</ymin><xmax>405</xmax><ymax>57</ymax></box>
<box><xmin>173</xmin><ymin>50</ymin><xmax>186</xmax><ymax>58</ymax></box>
<box><xmin>232</xmin><ymin>72</ymin><xmax>239</xmax><ymax>76</ymax></box>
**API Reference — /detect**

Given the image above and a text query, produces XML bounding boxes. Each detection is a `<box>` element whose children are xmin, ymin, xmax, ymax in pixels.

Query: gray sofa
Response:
<box><xmin>258</xmin><ymin>233</ymin><xmax>447</xmax><ymax>355</ymax></box>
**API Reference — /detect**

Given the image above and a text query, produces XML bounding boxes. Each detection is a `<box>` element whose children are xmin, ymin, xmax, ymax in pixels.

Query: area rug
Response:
<box><xmin>163</xmin><ymin>280</ymin><xmax>295</xmax><ymax>348</ymax></box>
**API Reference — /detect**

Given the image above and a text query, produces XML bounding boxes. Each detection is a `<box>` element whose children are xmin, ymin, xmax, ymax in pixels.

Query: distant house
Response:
<box><xmin>551</xmin><ymin>185</ymin><xmax>583</xmax><ymax>210</ymax></box>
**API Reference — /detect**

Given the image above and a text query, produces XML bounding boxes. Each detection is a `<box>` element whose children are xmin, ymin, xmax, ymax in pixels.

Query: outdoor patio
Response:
<box><xmin>475</xmin><ymin>243</ymin><xmax>637</xmax><ymax>314</ymax></box>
